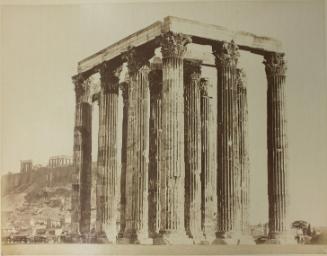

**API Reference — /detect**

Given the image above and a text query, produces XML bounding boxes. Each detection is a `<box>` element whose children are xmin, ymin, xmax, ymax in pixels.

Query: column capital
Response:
<box><xmin>236</xmin><ymin>68</ymin><xmax>246</xmax><ymax>90</ymax></box>
<box><xmin>200</xmin><ymin>77</ymin><xmax>209</xmax><ymax>96</ymax></box>
<box><xmin>160</xmin><ymin>32</ymin><xmax>192</xmax><ymax>59</ymax></box>
<box><xmin>122</xmin><ymin>46</ymin><xmax>152</xmax><ymax>75</ymax></box>
<box><xmin>119</xmin><ymin>81</ymin><xmax>129</xmax><ymax>103</ymax></box>
<box><xmin>184</xmin><ymin>60</ymin><xmax>202</xmax><ymax>85</ymax></box>
<box><xmin>92</xmin><ymin>93</ymin><xmax>100</xmax><ymax>103</ymax></box>
<box><xmin>99</xmin><ymin>62</ymin><xmax>122</xmax><ymax>93</ymax></box>
<box><xmin>72</xmin><ymin>74</ymin><xmax>85</xmax><ymax>96</ymax></box>
<box><xmin>212</xmin><ymin>40</ymin><xmax>240</xmax><ymax>68</ymax></box>
<box><xmin>263</xmin><ymin>52</ymin><xmax>287</xmax><ymax>77</ymax></box>
<box><xmin>150</xmin><ymin>56</ymin><xmax>162</xmax><ymax>70</ymax></box>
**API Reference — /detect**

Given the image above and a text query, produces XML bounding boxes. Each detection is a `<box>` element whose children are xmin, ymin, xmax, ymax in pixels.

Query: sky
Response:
<box><xmin>1</xmin><ymin>0</ymin><xmax>326</xmax><ymax>226</ymax></box>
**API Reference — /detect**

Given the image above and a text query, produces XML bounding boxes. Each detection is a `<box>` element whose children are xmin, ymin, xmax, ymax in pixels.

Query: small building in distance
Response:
<box><xmin>20</xmin><ymin>160</ymin><xmax>33</xmax><ymax>173</ymax></box>
<box><xmin>48</xmin><ymin>155</ymin><xmax>72</xmax><ymax>169</ymax></box>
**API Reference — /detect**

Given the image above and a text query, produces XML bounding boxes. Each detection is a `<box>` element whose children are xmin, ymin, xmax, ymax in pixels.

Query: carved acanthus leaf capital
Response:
<box><xmin>72</xmin><ymin>74</ymin><xmax>86</xmax><ymax>99</ymax></box>
<box><xmin>119</xmin><ymin>81</ymin><xmax>129</xmax><ymax>102</ymax></box>
<box><xmin>213</xmin><ymin>40</ymin><xmax>240</xmax><ymax>68</ymax></box>
<box><xmin>139</xmin><ymin>65</ymin><xmax>151</xmax><ymax>75</ymax></box>
<box><xmin>236</xmin><ymin>68</ymin><xmax>246</xmax><ymax>90</ymax></box>
<box><xmin>263</xmin><ymin>52</ymin><xmax>287</xmax><ymax>77</ymax></box>
<box><xmin>160</xmin><ymin>32</ymin><xmax>192</xmax><ymax>59</ymax></box>
<box><xmin>184</xmin><ymin>60</ymin><xmax>202</xmax><ymax>84</ymax></box>
<box><xmin>122</xmin><ymin>46</ymin><xmax>152</xmax><ymax>75</ymax></box>
<box><xmin>99</xmin><ymin>62</ymin><xmax>122</xmax><ymax>93</ymax></box>
<box><xmin>200</xmin><ymin>78</ymin><xmax>209</xmax><ymax>96</ymax></box>
<box><xmin>150</xmin><ymin>56</ymin><xmax>163</xmax><ymax>70</ymax></box>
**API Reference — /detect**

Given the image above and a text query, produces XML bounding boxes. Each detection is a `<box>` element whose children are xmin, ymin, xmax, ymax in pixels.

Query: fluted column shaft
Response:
<box><xmin>149</xmin><ymin>63</ymin><xmax>163</xmax><ymax>237</ymax></box>
<box><xmin>124</xmin><ymin>75</ymin><xmax>134</xmax><ymax>239</ymax></box>
<box><xmin>213</xmin><ymin>41</ymin><xmax>241</xmax><ymax>238</ymax></box>
<box><xmin>264</xmin><ymin>53</ymin><xmax>289</xmax><ymax>240</ymax></box>
<box><xmin>200</xmin><ymin>78</ymin><xmax>217</xmax><ymax>240</ymax></box>
<box><xmin>71</xmin><ymin>82</ymin><xmax>82</xmax><ymax>235</ymax></box>
<box><xmin>118</xmin><ymin>81</ymin><xmax>129</xmax><ymax>238</ymax></box>
<box><xmin>158</xmin><ymin>32</ymin><xmax>191</xmax><ymax>243</ymax></box>
<box><xmin>123</xmin><ymin>47</ymin><xmax>152</xmax><ymax>242</ymax></box>
<box><xmin>236</xmin><ymin>69</ymin><xmax>250</xmax><ymax>235</ymax></box>
<box><xmin>96</xmin><ymin>97</ymin><xmax>105</xmax><ymax>234</ymax></box>
<box><xmin>72</xmin><ymin>75</ymin><xmax>92</xmax><ymax>235</ymax></box>
<box><xmin>184</xmin><ymin>61</ymin><xmax>202</xmax><ymax>240</ymax></box>
<box><xmin>98</xmin><ymin>63</ymin><xmax>121</xmax><ymax>241</ymax></box>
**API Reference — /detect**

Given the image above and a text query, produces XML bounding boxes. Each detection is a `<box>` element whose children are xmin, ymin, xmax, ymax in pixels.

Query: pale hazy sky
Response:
<box><xmin>1</xmin><ymin>1</ymin><xmax>326</xmax><ymax>226</ymax></box>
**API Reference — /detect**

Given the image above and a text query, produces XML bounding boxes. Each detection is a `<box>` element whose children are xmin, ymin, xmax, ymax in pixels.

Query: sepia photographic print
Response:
<box><xmin>1</xmin><ymin>0</ymin><xmax>327</xmax><ymax>255</ymax></box>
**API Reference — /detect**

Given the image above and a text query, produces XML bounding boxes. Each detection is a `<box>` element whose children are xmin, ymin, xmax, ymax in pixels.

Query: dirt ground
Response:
<box><xmin>2</xmin><ymin>244</ymin><xmax>327</xmax><ymax>255</ymax></box>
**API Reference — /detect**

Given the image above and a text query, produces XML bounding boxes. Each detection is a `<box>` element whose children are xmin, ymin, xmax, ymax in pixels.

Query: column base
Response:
<box><xmin>238</xmin><ymin>235</ymin><xmax>256</xmax><ymax>245</ymax></box>
<box><xmin>265</xmin><ymin>232</ymin><xmax>297</xmax><ymax>245</ymax></box>
<box><xmin>118</xmin><ymin>230</ymin><xmax>153</xmax><ymax>244</ymax></box>
<box><xmin>103</xmin><ymin>224</ymin><xmax>117</xmax><ymax>243</ymax></box>
<box><xmin>71</xmin><ymin>233</ymin><xmax>82</xmax><ymax>243</ymax></box>
<box><xmin>212</xmin><ymin>232</ymin><xmax>255</xmax><ymax>245</ymax></box>
<box><xmin>154</xmin><ymin>230</ymin><xmax>194</xmax><ymax>245</ymax></box>
<box><xmin>95</xmin><ymin>221</ymin><xmax>103</xmax><ymax>235</ymax></box>
<box><xmin>134</xmin><ymin>237</ymin><xmax>153</xmax><ymax>245</ymax></box>
<box><xmin>191</xmin><ymin>232</ymin><xmax>207</xmax><ymax>245</ymax></box>
<box><xmin>117</xmin><ymin>230</ymin><xmax>125</xmax><ymax>239</ymax></box>
<box><xmin>199</xmin><ymin>233</ymin><xmax>217</xmax><ymax>245</ymax></box>
<box><xmin>134</xmin><ymin>230</ymin><xmax>153</xmax><ymax>245</ymax></box>
<box><xmin>117</xmin><ymin>237</ymin><xmax>131</xmax><ymax>244</ymax></box>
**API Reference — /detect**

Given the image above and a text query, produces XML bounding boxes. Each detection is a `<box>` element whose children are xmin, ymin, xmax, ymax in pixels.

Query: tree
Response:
<box><xmin>292</xmin><ymin>220</ymin><xmax>308</xmax><ymax>231</ymax></box>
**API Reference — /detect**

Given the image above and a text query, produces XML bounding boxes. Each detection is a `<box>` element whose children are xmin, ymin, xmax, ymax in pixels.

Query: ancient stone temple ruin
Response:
<box><xmin>71</xmin><ymin>16</ymin><xmax>291</xmax><ymax>244</ymax></box>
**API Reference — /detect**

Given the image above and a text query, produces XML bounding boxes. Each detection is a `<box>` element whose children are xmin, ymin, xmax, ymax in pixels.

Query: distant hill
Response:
<box><xmin>1</xmin><ymin>165</ymin><xmax>97</xmax><ymax>234</ymax></box>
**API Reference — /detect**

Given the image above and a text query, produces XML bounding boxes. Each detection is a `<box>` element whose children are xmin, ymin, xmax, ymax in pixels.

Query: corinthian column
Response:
<box><xmin>157</xmin><ymin>32</ymin><xmax>192</xmax><ymax>245</ymax></box>
<box><xmin>264</xmin><ymin>53</ymin><xmax>293</xmax><ymax>244</ymax></box>
<box><xmin>122</xmin><ymin>47</ymin><xmax>152</xmax><ymax>244</ymax></box>
<box><xmin>118</xmin><ymin>79</ymin><xmax>129</xmax><ymax>239</ymax></box>
<box><xmin>96</xmin><ymin>97</ymin><xmax>105</xmax><ymax>235</ymax></box>
<box><xmin>148</xmin><ymin>58</ymin><xmax>162</xmax><ymax>238</ymax></box>
<box><xmin>236</xmin><ymin>69</ymin><xmax>254</xmax><ymax>244</ymax></box>
<box><xmin>71</xmin><ymin>74</ymin><xmax>92</xmax><ymax>238</ymax></box>
<box><xmin>184</xmin><ymin>60</ymin><xmax>203</xmax><ymax>242</ymax></box>
<box><xmin>98</xmin><ymin>62</ymin><xmax>122</xmax><ymax>242</ymax></box>
<box><xmin>212</xmin><ymin>41</ymin><xmax>241</xmax><ymax>244</ymax></box>
<box><xmin>200</xmin><ymin>78</ymin><xmax>217</xmax><ymax>243</ymax></box>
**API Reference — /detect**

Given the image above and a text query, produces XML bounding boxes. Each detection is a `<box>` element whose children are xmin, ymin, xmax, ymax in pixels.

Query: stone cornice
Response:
<box><xmin>160</xmin><ymin>32</ymin><xmax>192</xmax><ymax>59</ymax></box>
<box><xmin>263</xmin><ymin>52</ymin><xmax>287</xmax><ymax>77</ymax></box>
<box><xmin>77</xmin><ymin>16</ymin><xmax>283</xmax><ymax>75</ymax></box>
